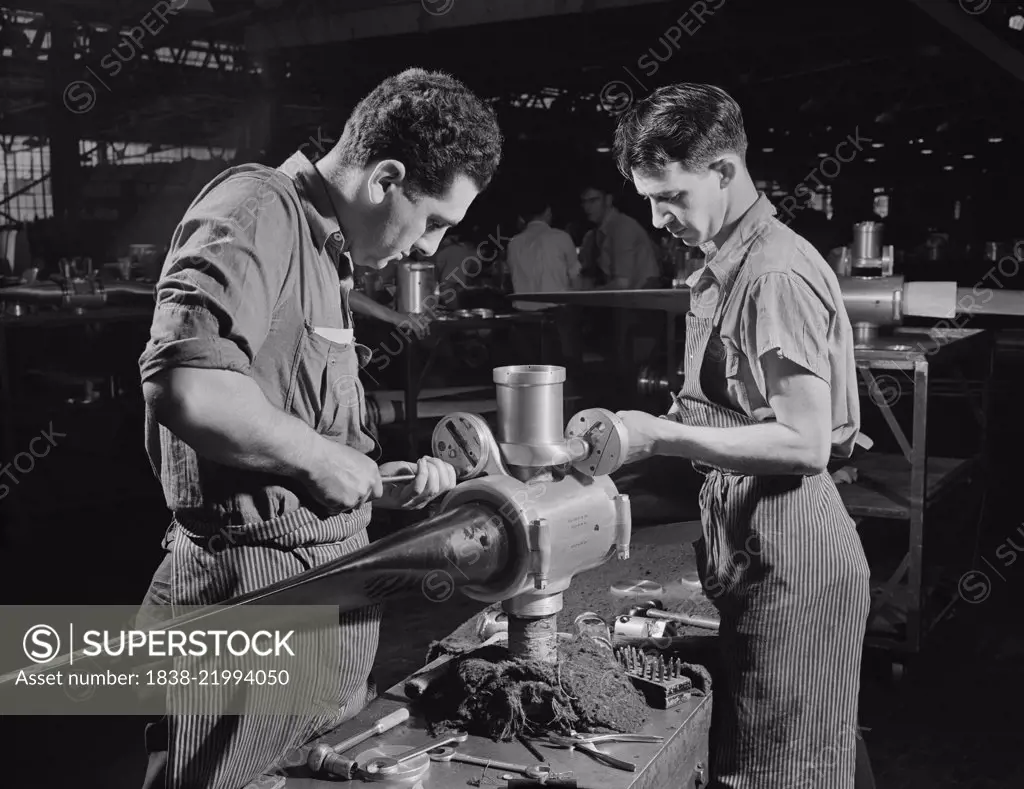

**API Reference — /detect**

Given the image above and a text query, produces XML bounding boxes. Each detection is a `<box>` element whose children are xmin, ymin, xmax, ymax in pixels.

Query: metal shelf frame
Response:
<box><xmin>840</xmin><ymin>328</ymin><xmax>994</xmax><ymax>661</ymax></box>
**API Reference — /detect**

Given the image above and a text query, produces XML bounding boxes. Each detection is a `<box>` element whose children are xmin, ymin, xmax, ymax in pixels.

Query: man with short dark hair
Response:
<box><xmin>611</xmin><ymin>83</ymin><xmax>872</xmax><ymax>789</ymax></box>
<box><xmin>137</xmin><ymin>68</ymin><xmax>502</xmax><ymax>789</ymax></box>
<box><xmin>579</xmin><ymin>183</ymin><xmax>660</xmax><ymax>289</ymax></box>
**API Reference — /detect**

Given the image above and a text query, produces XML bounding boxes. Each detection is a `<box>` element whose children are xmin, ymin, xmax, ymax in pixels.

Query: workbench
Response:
<box><xmin>842</xmin><ymin>327</ymin><xmax>993</xmax><ymax>672</ymax></box>
<box><xmin>256</xmin><ymin>673</ymin><xmax>711</xmax><ymax>788</ymax></box>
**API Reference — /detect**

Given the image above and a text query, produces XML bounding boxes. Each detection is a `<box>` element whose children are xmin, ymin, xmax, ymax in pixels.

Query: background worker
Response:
<box><xmin>136</xmin><ymin>68</ymin><xmax>502</xmax><ymax>789</ymax></box>
<box><xmin>579</xmin><ymin>181</ymin><xmax>662</xmax><ymax>375</ymax></box>
<box><xmin>611</xmin><ymin>82</ymin><xmax>873</xmax><ymax>789</ymax></box>
<box><xmin>506</xmin><ymin>196</ymin><xmax>583</xmax><ymax>372</ymax></box>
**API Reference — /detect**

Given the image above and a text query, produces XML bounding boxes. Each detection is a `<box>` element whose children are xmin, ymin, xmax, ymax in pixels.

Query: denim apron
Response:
<box><xmin>668</xmin><ymin>255</ymin><xmax>871</xmax><ymax>789</ymax></box>
<box><xmin>138</xmin><ymin>286</ymin><xmax>382</xmax><ymax>789</ymax></box>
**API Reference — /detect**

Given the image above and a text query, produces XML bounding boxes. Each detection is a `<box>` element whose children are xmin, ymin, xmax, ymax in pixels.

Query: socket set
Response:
<box><xmin>614</xmin><ymin>646</ymin><xmax>693</xmax><ymax>709</ymax></box>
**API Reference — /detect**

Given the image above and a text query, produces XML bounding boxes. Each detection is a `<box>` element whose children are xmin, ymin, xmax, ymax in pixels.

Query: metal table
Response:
<box><xmin>258</xmin><ymin>675</ymin><xmax>711</xmax><ymax>789</ymax></box>
<box><xmin>843</xmin><ymin>327</ymin><xmax>993</xmax><ymax>670</ymax></box>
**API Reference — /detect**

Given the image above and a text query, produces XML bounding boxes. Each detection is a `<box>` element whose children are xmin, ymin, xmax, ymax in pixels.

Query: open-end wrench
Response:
<box><xmin>361</xmin><ymin>733</ymin><xmax>468</xmax><ymax>776</ymax></box>
<box><xmin>429</xmin><ymin>746</ymin><xmax>553</xmax><ymax>781</ymax></box>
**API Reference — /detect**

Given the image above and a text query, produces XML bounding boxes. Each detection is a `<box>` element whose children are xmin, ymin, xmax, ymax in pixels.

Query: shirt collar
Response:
<box><xmin>701</xmin><ymin>192</ymin><xmax>775</xmax><ymax>284</ymax></box>
<box><xmin>280</xmin><ymin>150</ymin><xmax>345</xmax><ymax>256</ymax></box>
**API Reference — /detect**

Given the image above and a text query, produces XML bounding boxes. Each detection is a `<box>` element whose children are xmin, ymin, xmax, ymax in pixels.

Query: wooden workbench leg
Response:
<box><xmin>907</xmin><ymin>359</ymin><xmax>929</xmax><ymax>655</ymax></box>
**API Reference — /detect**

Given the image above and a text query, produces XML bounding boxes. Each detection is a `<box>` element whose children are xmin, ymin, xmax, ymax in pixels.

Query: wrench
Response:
<box><xmin>428</xmin><ymin>746</ymin><xmax>553</xmax><ymax>781</ymax></box>
<box><xmin>362</xmin><ymin>733</ymin><xmax>468</xmax><ymax>775</ymax></box>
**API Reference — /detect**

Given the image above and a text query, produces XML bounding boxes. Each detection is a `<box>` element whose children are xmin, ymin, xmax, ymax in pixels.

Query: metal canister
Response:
<box><xmin>852</xmin><ymin>221</ymin><xmax>883</xmax><ymax>262</ymax></box>
<box><xmin>396</xmin><ymin>261</ymin><xmax>436</xmax><ymax>314</ymax></box>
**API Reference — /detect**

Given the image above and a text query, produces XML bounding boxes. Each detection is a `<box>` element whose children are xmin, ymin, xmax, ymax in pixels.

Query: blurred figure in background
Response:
<box><xmin>579</xmin><ymin>182</ymin><xmax>660</xmax><ymax>289</ymax></box>
<box><xmin>507</xmin><ymin>197</ymin><xmax>582</xmax><ymax>306</ymax></box>
<box><xmin>579</xmin><ymin>181</ymin><xmax>661</xmax><ymax>373</ymax></box>
<box><xmin>432</xmin><ymin>229</ymin><xmax>478</xmax><ymax>297</ymax></box>
<box><xmin>506</xmin><ymin>196</ymin><xmax>583</xmax><ymax>373</ymax></box>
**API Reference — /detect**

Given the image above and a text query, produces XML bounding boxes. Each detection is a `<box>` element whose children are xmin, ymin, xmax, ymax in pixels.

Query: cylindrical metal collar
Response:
<box><xmin>493</xmin><ymin>365</ymin><xmax>566</xmax><ymax>386</ymax></box>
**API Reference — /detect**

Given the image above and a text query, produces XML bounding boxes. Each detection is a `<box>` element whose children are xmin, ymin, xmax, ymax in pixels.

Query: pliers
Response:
<box><xmin>538</xmin><ymin>733</ymin><xmax>664</xmax><ymax>772</ymax></box>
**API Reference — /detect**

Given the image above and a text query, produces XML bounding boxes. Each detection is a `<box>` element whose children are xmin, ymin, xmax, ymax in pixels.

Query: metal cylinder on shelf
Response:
<box><xmin>838</xmin><ymin>275</ymin><xmax>904</xmax><ymax>343</ymax></box>
<box><xmin>396</xmin><ymin>261</ymin><xmax>436</xmax><ymax>314</ymax></box>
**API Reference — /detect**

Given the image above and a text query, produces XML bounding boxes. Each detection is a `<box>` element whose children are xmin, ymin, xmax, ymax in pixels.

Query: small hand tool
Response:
<box><xmin>558</xmin><ymin>733</ymin><xmax>664</xmax><ymax>745</ymax></box>
<box><xmin>428</xmin><ymin>746</ymin><xmax>553</xmax><ymax>781</ymax></box>
<box><xmin>363</xmin><ymin>733</ymin><xmax>468</xmax><ymax>776</ymax></box>
<box><xmin>627</xmin><ymin>599</ymin><xmax>720</xmax><ymax>631</ymax></box>
<box><xmin>541</xmin><ymin>734</ymin><xmax>637</xmax><ymax>772</ymax></box>
<box><xmin>306</xmin><ymin>707</ymin><xmax>410</xmax><ymax>778</ymax></box>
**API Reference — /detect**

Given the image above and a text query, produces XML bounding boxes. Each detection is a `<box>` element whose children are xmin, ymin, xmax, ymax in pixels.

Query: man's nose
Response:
<box><xmin>651</xmin><ymin>203</ymin><xmax>671</xmax><ymax>229</ymax></box>
<box><xmin>414</xmin><ymin>237</ymin><xmax>441</xmax><ymax>258</ymax></box>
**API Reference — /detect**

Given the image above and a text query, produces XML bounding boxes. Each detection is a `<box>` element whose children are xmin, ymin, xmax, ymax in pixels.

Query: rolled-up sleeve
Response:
<box><xmin>139</xmin><ymin>174</ymin><xmax>295</xmax><ymax>383</ymax></box>
<box><xmin>740</xmin><ymin>272</ymin><xmax>831</xmax><ymax>399</ymax></box>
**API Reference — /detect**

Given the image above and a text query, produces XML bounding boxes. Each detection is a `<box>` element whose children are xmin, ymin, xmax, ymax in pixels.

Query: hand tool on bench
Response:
<box><xmin>363</xmin><ymin>733</ymin><xmax>469</xmax><ymax>776</ymax></box>
<box><xmin>540</xmin><ymin>732</ymin><xmax>664</xmax><ymax>772</ymax></box>
<box><xmin>428</xmin><ymin>746</ymin><xmax>554</xmax><ymax>781</ymax></box>
<box><xmin>307</xmin><ymin>707</ymin><xmax>410</xmax><ymax>778</ymax></box>
<box><xmin>627</xmin><ymin>599</ymin><xmax>720</xmax><ymax>631</ymax></box>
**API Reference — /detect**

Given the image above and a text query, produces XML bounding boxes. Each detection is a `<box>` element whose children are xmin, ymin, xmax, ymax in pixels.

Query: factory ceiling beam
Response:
<box><xmin>905</xmin><ymin>0</ymin><xmax>1024</xmax><ymax>85</ymax></box>
<box><xmin>243</xmin><ymin>0</ymin><xmax>672</xmax><ymax>51</ymax></box>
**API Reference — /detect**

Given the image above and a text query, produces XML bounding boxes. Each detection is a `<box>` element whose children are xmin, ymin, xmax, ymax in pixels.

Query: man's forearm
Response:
<box><xmin>350</xmin><ymin>290</ymin><xmax>401</xmax><ymax>325</ymax></box>
<box><xmin>145</xmin><ymin>368</ymin><xmax>326</xmax><ymax>482</ymax></box>
<box><xmin>653</xmin><ymin>419</ymin><xmax>825</xmax><ymax>476</ymax></box>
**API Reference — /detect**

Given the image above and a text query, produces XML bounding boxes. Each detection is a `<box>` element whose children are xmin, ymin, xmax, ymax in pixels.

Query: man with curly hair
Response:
<box><xmin>136</xmin><ymin>69</ymin><xmax>502</xmax><ymax>789</ymax></box>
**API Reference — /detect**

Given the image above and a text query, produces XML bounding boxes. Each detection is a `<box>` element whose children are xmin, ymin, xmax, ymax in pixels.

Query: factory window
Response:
<box><xmin>0</xmin><ymin>136</ymin><xmax>52</xmax><ymax>222</ymax></box>
<box><xmin>79</xmin><ymin>141</ymin><xmax>236</xmax><ymax>166</ymax></box>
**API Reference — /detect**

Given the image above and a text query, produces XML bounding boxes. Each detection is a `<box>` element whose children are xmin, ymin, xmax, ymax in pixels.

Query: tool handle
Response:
<box><xmin>372</xmin><ymin>707</ymin><xmax>411</xmax><ymax>734</ymax></box>
<box><xmin>646</xmin><ymin>609</ymin><xmax>721</xmax><ymax>630</ymax></box>
<box><xmin>381</xmin><ymin>473</ymin><xmax>416</xmax><ymax>484</ymax></box>
<box><xmin>329</xmin><ymin>707</ymin><xmax>410</xmax><ymax>757</ymax></box>
<box><xmin>579</xmin><ymin>744</ymin><xmax>636</xmax><ymax>772</ymax></box>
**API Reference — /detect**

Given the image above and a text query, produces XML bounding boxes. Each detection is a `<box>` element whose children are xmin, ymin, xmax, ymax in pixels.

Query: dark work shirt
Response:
<box><xmin>139</xmin><ymin>151</ymin><xmax>377</xmax><ymax>526</ymax></box>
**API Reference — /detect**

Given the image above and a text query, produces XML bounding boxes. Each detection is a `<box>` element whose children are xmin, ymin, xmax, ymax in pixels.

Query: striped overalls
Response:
<box><xmin>137</xmin><ymin>286</ymin><xmax>381</xmax><ymax>789</ymax></box>
<box><xmin>669</xmin><ymin>245</ymin><xmax>871</xmax><ymax>788</ymax></box>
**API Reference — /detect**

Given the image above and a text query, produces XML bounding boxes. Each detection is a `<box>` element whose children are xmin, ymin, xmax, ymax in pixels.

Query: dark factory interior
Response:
<box><xmin>2</xmin><ymin>0</ymin><xmax>1024</xmax><ymax>787</ymax></box>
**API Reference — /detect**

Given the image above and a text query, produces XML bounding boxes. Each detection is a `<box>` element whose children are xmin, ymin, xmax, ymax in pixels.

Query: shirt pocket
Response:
<box><xmin>285</xmin><ymin>320</ymin><xmax>363</xmax><ymax>438</ymax></box>
<box><xmin>721</xmin><ymin>336</ymin><xmax>754</xmax><ymax>414</ymax></box>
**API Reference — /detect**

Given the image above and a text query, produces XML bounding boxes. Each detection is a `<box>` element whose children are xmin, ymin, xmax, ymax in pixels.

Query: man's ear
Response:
<box><xmin>709</xmin><ymin>157</ymin><xmax>737</xmax><ymax>188</ymax></box>
<box><xmin>367</xmin><ymin>159</ymin><xmax>407</xmax><ymax>205</ymax></box>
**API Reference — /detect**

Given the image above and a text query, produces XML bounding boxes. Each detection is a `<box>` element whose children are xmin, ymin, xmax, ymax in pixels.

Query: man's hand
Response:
<box><xmin>301</xmin><ymin>441</ymin><xmax>384</xmax><ymax>514</ymax></box>
<box><xmin>375</xmin><ymin>457</ymin><xmax>457</xmax><ymax>510</ymax></box>
<box><xmin>616</xmin><ymin>410</ymin><xmax>669</xmax><ymax>464</ymax></box>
